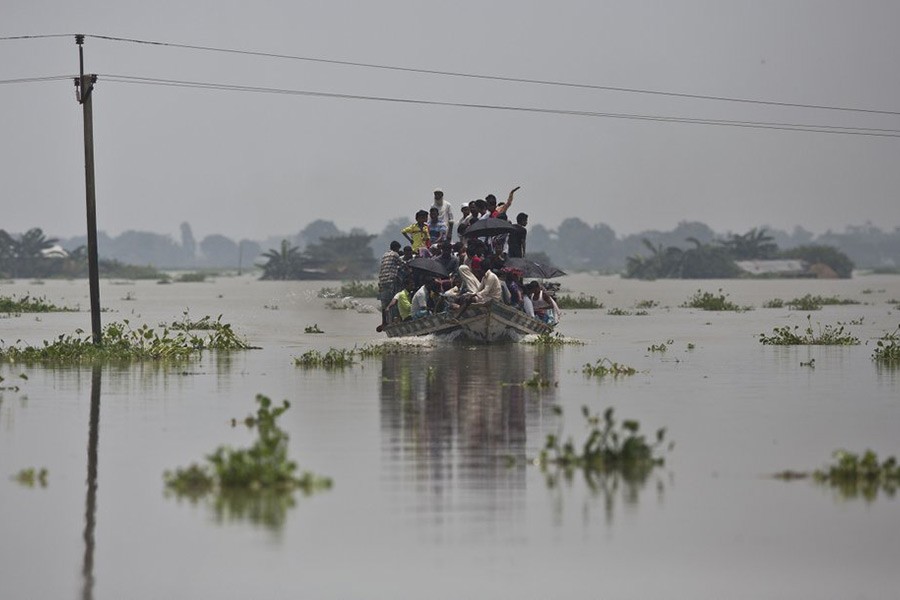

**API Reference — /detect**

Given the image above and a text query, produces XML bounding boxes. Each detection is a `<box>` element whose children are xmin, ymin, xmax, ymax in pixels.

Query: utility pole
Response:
<box><xmin>75</xmin><ymin>34</ymin><xmax>102</xmax><ymax>345</ymax></box>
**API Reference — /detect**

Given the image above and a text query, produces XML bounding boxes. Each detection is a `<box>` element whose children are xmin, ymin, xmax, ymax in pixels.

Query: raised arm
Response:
<box><xmin>494</xmin><ymin>186</ymin><xmax>520</xmax><ymax>217</ymax></box>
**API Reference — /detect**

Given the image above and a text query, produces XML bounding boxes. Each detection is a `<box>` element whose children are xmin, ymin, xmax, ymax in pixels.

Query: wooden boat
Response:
<box><xmin>381</xmin><ymin>301</ymin><xmax>553</xmax><ymax>343</ymax></box>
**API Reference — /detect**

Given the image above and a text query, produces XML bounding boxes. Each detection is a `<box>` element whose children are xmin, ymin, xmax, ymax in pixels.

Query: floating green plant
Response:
<box><xmin>165</xmin><ymin>394</ymin><xmax>331</xmax><ymax>495</ymax></box>
<box><xmin>634</xmin><ymin>299</ymin><xmax>659</xmax><ymax>309</ymax></box>
<box><xmin>762</xmin><ymin>298</ymin><xmax>785</xmax><ymax>309</ymax></box>
<box><xmin>168</xmin><ymin>311</ymin><xmax>224</xmax><ymax>331</ymax></box>
<box><xmin>357</xmin><ymin>340</ymin><xmax>434</xmax><ymax>357</ymax></box>
<box><xmin>0</xmin><ymin>317</ymin><xmax>254</xmax><ymax>363</ymax></box>
<box><xmin>775</xmin><ymin>449</ymin><xmax>900</xmax><ymax>501</ymax></box>
<box><xmin>537</xmin><ymin>406</ymin><xmax>668</xmax><ymax>479</ymax></box>
<box><xmin>521</xmin><ymin>332</ymin><xmax>584</xmax><ymax>346</ymax></box>
<box><xmin>786</xmin><ymin>294</ymin><xmax>861</xmax><ymax>311</ymax></box>
<box><xmin>582</xmin><ymin>358</ymin><xmax>637</xmax><ymax>378</ymax></box>
<box><xmin>758</xmin><ymin>315</ymin><xmax>860</xmax><ymax>346</ymax></box>
<box><xmin>13</xmin><ymin>467</ymin><xmax>48</xmax><ymax>487</ymax></box>
<box><xmin>0</xmin><ymin>294</ymin><xmax>74</xmax><ymax>313</ymax></box>
<box><xmin>872</xmin><ymin>325</ymin><xmax>900</xmax><ymax>363</ymax></box>
<box><xmin>175</xmin><ymin>272</ymin><xmax>208</xmax><ymax>282</ymax></box>
<box><xmin>606</xmin><ymin>307</ymin><xmax>632</xmax><ymax>316</ymax></box>
<box><xmin>294</xmin><ymin>347</ymin><xmax>355</xmax><ymax>368</ymax></box>
<box><xmin>682</xmin><ymin>289</ymin><xmax>749</xmax><ymax>311</ymax></box>
<box><xmin>555</xmin><ymin>294</ymin><xmax>602</xmax><ymax>309</ymax></box>
<box><xmin>524</xmin><ymin>371</ymin><xmax>554</xmax><ymax>388</ymax></box>
<box><xmin>647</xmin><ymin>339</ymin><xmax>673</xmax><ymax>352</ymax></box>
<box><xmin>303</xmin><ymin>324</ymin><xmax>325</xmax><ymax>334</ymax></box>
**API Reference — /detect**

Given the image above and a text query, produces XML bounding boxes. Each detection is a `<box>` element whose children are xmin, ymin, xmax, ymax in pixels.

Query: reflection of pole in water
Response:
<box><xmin>81</xmin><ymin>366</ymin><xmax>101</xmax><ymax>600</ymax></box>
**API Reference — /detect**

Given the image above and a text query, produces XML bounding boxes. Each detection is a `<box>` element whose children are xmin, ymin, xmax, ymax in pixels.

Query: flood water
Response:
<box><xmin>1</xmin><ymin>273</ymin><xmax>899</xmax><ymax>599</ymax></box>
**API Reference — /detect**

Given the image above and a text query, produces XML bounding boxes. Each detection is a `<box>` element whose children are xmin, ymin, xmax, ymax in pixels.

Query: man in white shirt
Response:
<box><xmin>431</xmin><ymin>189</ymin><xmax>455</xmax><ymax>243</ymax></box>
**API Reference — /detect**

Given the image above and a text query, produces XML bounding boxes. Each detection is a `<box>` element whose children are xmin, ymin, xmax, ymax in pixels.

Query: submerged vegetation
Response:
<box><xmin>0</xmin><ymin>294</ymin><xmax>74</xmax><ymax>313</ymax></box>
<box><xmin>0</xmin><ymin>317</ymin><xmax>254</xmax><ymax>363</ymax></box>
<box><xmin>758</xmin><ymin>315</ymin><xmax>860</xmax><ymax>346</ymax></box>
<box><xmin>786</xmin><ymin>294</ymin><xmax>861</xmax><ymax>311</ymax></box>
<box><xmin>555</xmin><ymin>294</ymin><xmax>602</xmax><ymax>309</ymax></box>
<box><xmin>294</xmin><ymin>347</ymin><xmax>355</xmax><ymax>368</ymax></box>
<box><xmin>13</xmin><ymin>467</ymin><xmax>48</xmax><ymax>488</ymax></box>
<box><xmin>682</xmin><ymin>289</ymin><xmax>749</xmax><ymax>311</ymax></box>
<box><xmin>165</xmin><ymin>395</ymin><xmax>332</xmax><ymax>528</ymax></box>
<box><xmin>521</xmin><ymin>331</ymin><xmax>584</xmax><ymax>346</ymax></box>
<box><xmin>872</xmin><ymin>326</ymin><xmax>900</xmax><ymax>363</ymax></box>
<box><xmin>775</xmin><ymin>449</ymin><xmax>900</xmax><ymax>501</ymax></box>
<box><xmin>582</xmin><ymin>359</ymin><xmax>638</xmax><ymax>378</ymax></box>
<box><xmin>537</xmin><ymin>406</ymin><xmax>668</xmax><ymax>480</ymax></box>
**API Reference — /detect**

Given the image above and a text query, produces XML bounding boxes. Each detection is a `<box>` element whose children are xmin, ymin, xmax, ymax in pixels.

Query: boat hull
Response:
<box><xmin>382</xmin><ymin>302</ymin><xmax>552</xmax><ymax>343</ymax></box>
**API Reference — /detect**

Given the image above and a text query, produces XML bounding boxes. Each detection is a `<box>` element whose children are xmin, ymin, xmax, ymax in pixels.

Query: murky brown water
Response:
<box><xmin>1</xmin><ymin>274</ymin><xmax>899</xmax><ymax>599</ymax></box>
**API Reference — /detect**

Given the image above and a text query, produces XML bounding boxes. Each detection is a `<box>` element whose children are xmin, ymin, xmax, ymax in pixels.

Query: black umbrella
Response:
<box><xmin>407</xmin><ymin>257</ymin><xmax>450</xmax><ymax>278</ymax></box>
<box><xmin>462</xmin><ymin>218</ymin><xmax>518</xmax><ymax>238</ymax></box>
<box><xmin>504</xmin><ymin>257</ymin><xmax>566</xmax><ymax>279</ymax></box>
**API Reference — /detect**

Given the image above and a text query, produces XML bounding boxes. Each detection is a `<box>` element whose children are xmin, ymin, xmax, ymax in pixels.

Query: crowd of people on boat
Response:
<box><xmin>377</xmin><ymin>187</ymin><xmax>560</xmax><ymax>327</ymax></box>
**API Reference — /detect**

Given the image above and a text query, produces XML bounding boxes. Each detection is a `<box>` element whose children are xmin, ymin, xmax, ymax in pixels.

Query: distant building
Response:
<box><xmin>40</xmin><ymin>245</ymin><xmax>69</xmax><ymax>259</ymax></box>
<box><xmin>735</xmin><ymin>259</ymin><xmax>807</xmax><ymax>277</ymax></box>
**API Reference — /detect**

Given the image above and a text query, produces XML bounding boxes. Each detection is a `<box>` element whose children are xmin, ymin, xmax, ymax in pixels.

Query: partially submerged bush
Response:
<box><xmin>294</xmin><ymin>347</ymin><xmax>355</xmax><ymax>368</ymax></box>
<box><xmin>758</xmin><ymin>315</ymin><xmax>860</xmax><ymax>346</ymax></box>
<box><xmin>555</xmin><ymin>294</ymin><xmax>602</xmax><ymax>309</ymax></box>
<box><xmin>682</xmin><ymin>289</ymin><xmax>749</xmax><ymax>311</ymax></box>
<box><xmin>582</xmin><ymin>358</ymin><xmax>637</xmax><ymax>378</ymax></box>
<box><xmin>786</xmin><ymin>294</ymin><xmax>861</xmax><ymax>311</ymax></box>
<box><xmin>538</xmin><ymin>406</ymin><xmax>668</xmax><ymax>480</ymax></box>
<box><xmin>775</xmin><ymin>449</ymin><xmax>900</xmax><ymax>501</ymax></box>
<box><xmin>0</xmin><ymin>317</ymin><xmax>254</xmax><ymax>363</ymax></box>
<box><xmin>0</xmin><ymin>294</ymin><xmax>74</xmax><ymax>313</ymax></box>
<box><xmin>872</xmin><ymin>325</ymin><xmax>900</xmax><ymax>363</ymax></box>
<box><xmin>165</xmin><ymin>395</ymin><xmax>332</xmax><ymax>495</ymax></box>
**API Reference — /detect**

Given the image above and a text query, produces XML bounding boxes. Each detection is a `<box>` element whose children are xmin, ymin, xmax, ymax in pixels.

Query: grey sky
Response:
<box><xmin>2</xmin><ymin>0</ymin><xmax>899</xmax><ymax>243</ymax></box>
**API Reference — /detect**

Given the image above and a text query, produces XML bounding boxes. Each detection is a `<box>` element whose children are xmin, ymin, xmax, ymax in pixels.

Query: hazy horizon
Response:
<box><xmin>3</xmin><ymin>1</ymin><xmax>899</xmax><ymax>242</ymax></box>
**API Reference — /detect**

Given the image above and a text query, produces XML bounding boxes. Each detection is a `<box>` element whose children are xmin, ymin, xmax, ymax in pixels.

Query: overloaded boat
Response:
<box><xmin>381</xmin><ymin>300</ymin><xmax>552</xmax><ymax>343</ymax></box>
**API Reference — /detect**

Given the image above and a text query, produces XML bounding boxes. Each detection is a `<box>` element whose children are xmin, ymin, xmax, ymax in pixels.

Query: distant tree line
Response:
<box><xmin>9</xmin><ymin>217</ymin><xmax>897</xmax><ymax>280</ymax></box>
<box><xmin>1</xmin><ymin>228</ymin><xmax>162</xmax><ymax>279</ymax></box>
<box><xmin>622</xmin><ymin>228</ymin><xmax>855</xmax><ymax>279</ymax></box>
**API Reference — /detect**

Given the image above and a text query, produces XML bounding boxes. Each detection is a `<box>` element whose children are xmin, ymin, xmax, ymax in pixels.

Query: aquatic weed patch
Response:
<box><xmin>872</xmin><ymin>325</ymin><xmax>900</xmax><ymax>363</ymax></box>
<box><xmin>165</xmin><ymin>395</ymin><xmax>332</xmax><ymax>526</ymax></box>
<box><xmin>294</xmin><ymin>347</ymin><xmax>355</xmax><ymax>368</ymax></box>
<box><xmin>682</xmin><ymin>289</ymin><xmax>750</xmax><ymax>311</ymax></box>
<box><xmin>0</xmin><ymin>294</ymin><xmax>74</xmax><ymax>313</ymax></box>
<box><xmin>13</xmin><ymin>467</ymin><xmax>48</xmax><ymax>488</ymax></box>
<box><xmin>537</xmin><ymin>406</ymin><xmax>668</xmax><ymax>480</ymax></box>
<box><xmin>786</xmin><ymin>294</ymin><xmax>861</xmax><ymax>311</ymax></box>
<box><xmin>774</xmin><ymin>449</ymin><xmax>900</xmax><ymax>501</ymax></box>
<box><xmin>758</xmin><ymin>315</ymin><xmax>860</xmax><ymax>346</ymax></box>
<box><xmin>0</xmin><ymin>318</ymin><xmax>255</xmax><ymax>363</ymax></box>
<box><xmin>303</xmin><ymin>324</ymin><xmax>325</xmax><ymax>334</ymax></box>
<box><xmin>582</xmin><ymin>358</ymin><xmax>638</xmax><ymax>378</ymax></box>
<box><xmin>555</xmin><ymin>294</ymin><xmax>602</xmax><ymax>309</ymax></box>
<box><xmin>521</xmin><ymin>332</ymin><xmax>585</xmax><ymax>346</ymax></box>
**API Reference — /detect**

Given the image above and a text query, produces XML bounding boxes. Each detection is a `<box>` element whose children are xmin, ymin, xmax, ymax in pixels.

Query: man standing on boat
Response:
<box><xmin>431</xmin><ymin>188</ymin><xmax>455</xmax><ymax>243</ymax></box>
<box><xmin>377</xmin><ymin>240</ymin><xmax>403</xmax><ymax>324</ymax></box>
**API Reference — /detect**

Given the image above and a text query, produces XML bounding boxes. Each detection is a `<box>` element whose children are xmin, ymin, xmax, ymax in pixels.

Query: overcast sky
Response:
<box><xmin>2</xmin><ymin>0</ymin><xmax>899</xmax><ymax>243</ymax></box>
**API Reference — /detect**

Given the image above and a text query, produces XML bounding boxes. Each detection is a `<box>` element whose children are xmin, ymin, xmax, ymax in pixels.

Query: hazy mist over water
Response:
<box><xmin>2</xmin><ymin>1</ymin><xmax>900</xmax><ymax>242</ymax></box>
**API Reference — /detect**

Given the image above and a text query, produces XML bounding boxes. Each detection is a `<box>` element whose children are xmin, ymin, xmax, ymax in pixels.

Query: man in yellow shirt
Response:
<box><xmin>401</xmin><ymin>210</ymin><xmax>430</xmax><ymax>255</ymax></box>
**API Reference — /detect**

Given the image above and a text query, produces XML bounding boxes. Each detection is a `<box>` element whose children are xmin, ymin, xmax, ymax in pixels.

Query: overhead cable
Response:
<box><xmin>99</xmin><ymin>74</ymin><xmax>900</xmax><ymax>138</ymax></box>
<box><xmin>86</xmin><ymin>34</ymin><xmax>900</xmax><ymax>117</ymax></box>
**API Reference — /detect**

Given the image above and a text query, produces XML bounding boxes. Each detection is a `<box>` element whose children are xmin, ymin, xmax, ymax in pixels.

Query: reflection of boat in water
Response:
<box><xmin>381</xmin><ymin>301</ymin><xmax>553</xmax><ymax>343</ymax></box>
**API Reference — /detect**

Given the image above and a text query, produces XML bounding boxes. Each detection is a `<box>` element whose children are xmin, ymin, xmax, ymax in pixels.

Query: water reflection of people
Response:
<box><xmin>379</xmin><ymin>345</ymin><xmax>559</xmax><ymax>514</ymax></box>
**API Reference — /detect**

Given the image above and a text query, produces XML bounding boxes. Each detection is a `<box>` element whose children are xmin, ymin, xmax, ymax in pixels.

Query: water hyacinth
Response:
<box><xmin>0</xmin><ymin>317</ymin><xmax>254</xmax><ymax>363</ymax></box>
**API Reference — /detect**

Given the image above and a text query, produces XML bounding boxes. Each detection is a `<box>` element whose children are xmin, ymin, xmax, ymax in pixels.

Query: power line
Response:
<box><xmin>0</xmin><ymin>75</ymin><xmax>74</xmax><ymax>85</ymax></box>
<box><xmin>0</xmin><ymin>34</ymin><xmax>74</xmax><ymax>41</ymax></box>
<box><xmin>87</xmin><ymin>33</ymin><xmax>900</xmax><ymax>117</ymax></box>
<box><xmin>99</xmin><ymin>74</ymin><xmax>900</xmax><ymax>138</ymax></box>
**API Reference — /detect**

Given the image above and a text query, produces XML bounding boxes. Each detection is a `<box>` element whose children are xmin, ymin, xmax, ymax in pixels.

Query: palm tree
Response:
<box><xmin>260</xmin><ymin>240</ymin><xmax>303</xmax><ymax>280</ymax></box>
<box><xmin>722</xmin><ymin>228</ymin><xmax>777</xmax><ymax>260</ymax></box>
